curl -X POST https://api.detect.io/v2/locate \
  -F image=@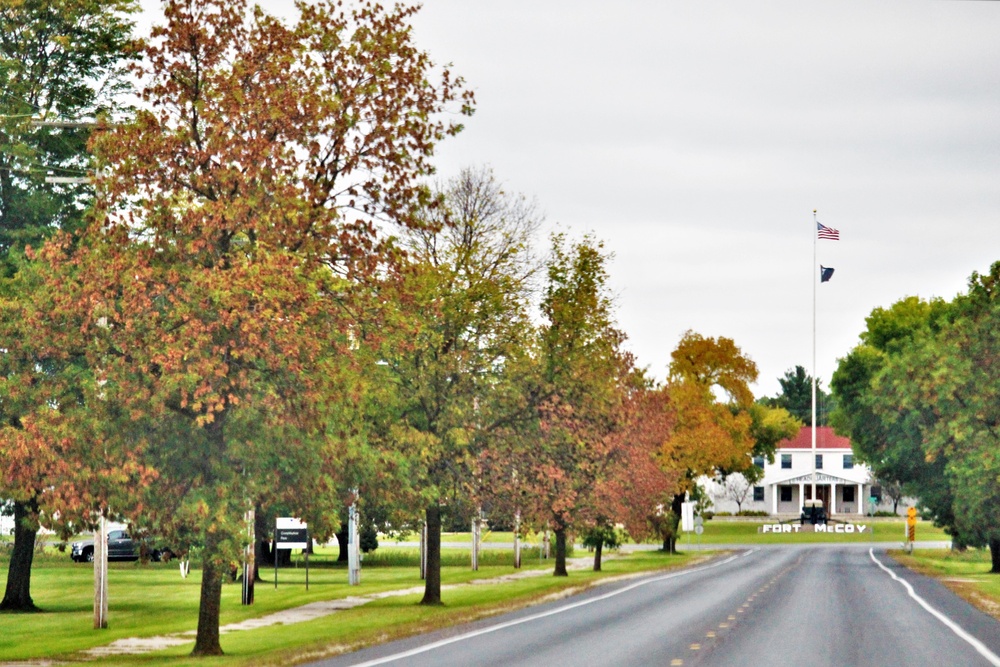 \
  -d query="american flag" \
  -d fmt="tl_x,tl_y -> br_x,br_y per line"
817,222 -> 840,240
